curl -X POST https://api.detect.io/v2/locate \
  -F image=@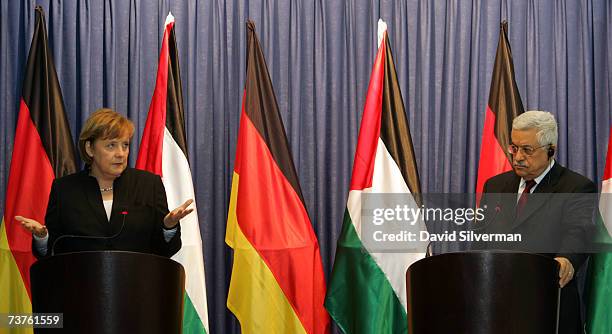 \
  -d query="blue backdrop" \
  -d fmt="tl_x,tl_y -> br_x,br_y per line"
1,0 -> 611,332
